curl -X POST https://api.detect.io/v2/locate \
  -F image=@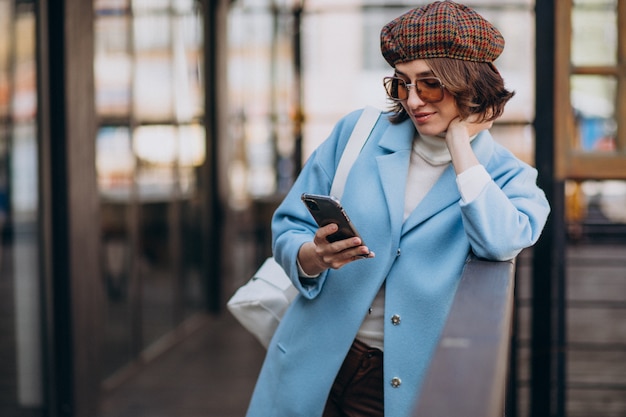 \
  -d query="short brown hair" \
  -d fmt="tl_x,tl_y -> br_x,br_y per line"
387,58 -> 515,124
